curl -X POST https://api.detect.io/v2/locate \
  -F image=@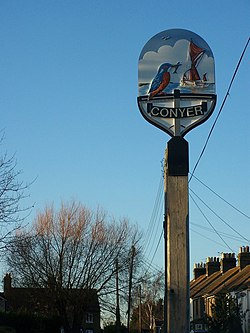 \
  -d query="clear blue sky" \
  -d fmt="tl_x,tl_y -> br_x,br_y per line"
0,0 -> 249,276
